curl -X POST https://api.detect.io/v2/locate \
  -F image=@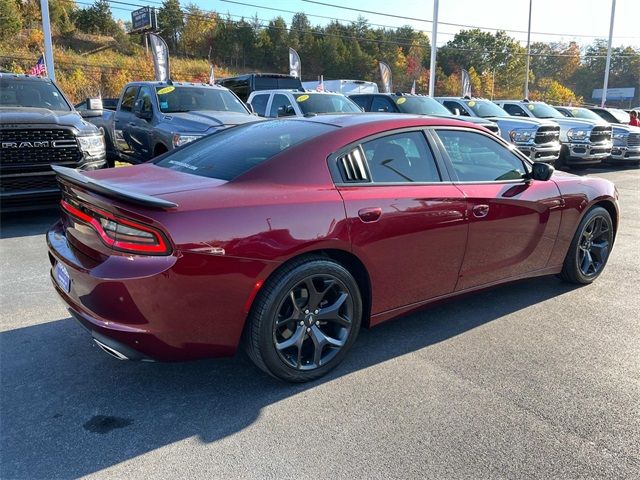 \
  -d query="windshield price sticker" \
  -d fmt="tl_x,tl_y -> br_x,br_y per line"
296,94 -> 310,102
528,104 -> 535,110
157,86 -> 176,95
468,100 -> 476,107
396,97 -> 407,104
